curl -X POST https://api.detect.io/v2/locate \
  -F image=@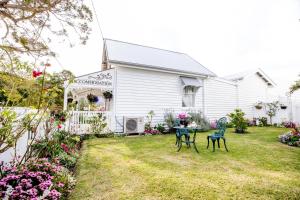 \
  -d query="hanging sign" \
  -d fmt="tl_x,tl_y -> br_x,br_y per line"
70,69 -> 114,89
